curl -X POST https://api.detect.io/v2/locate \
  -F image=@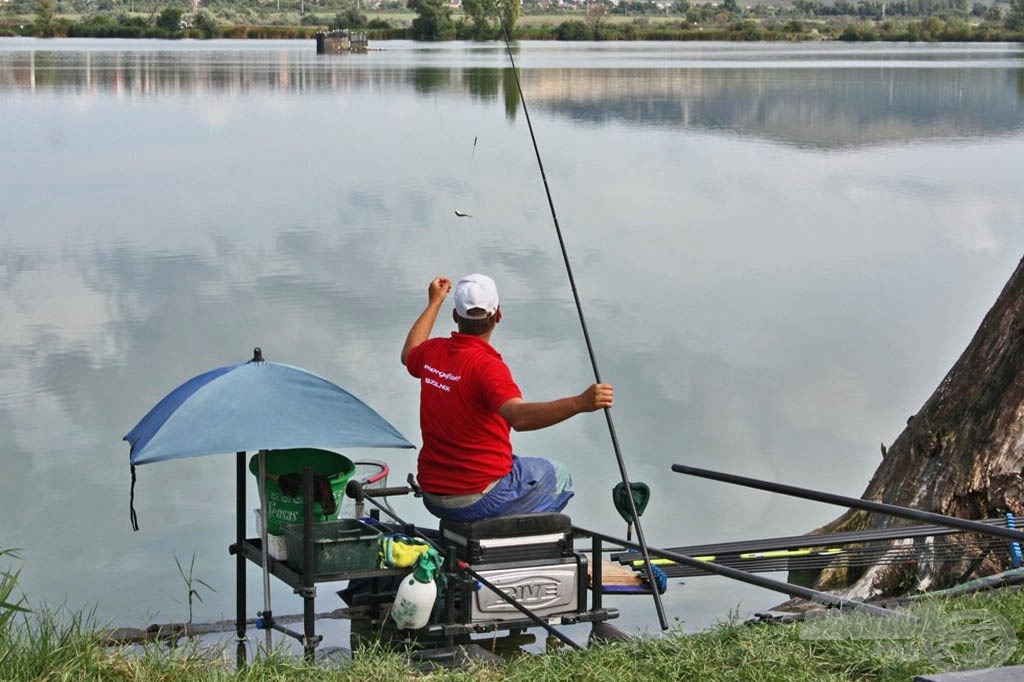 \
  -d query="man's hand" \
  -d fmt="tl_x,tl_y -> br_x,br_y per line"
579,383 -> 613,412
428,277 -> 452,305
